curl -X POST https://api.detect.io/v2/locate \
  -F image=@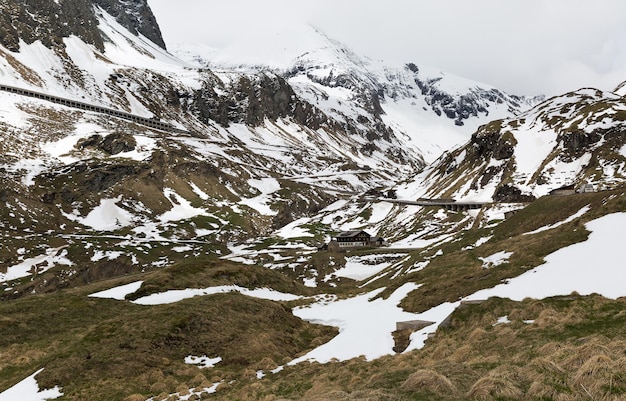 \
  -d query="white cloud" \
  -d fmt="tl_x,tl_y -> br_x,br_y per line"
148,0 -> 626,96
